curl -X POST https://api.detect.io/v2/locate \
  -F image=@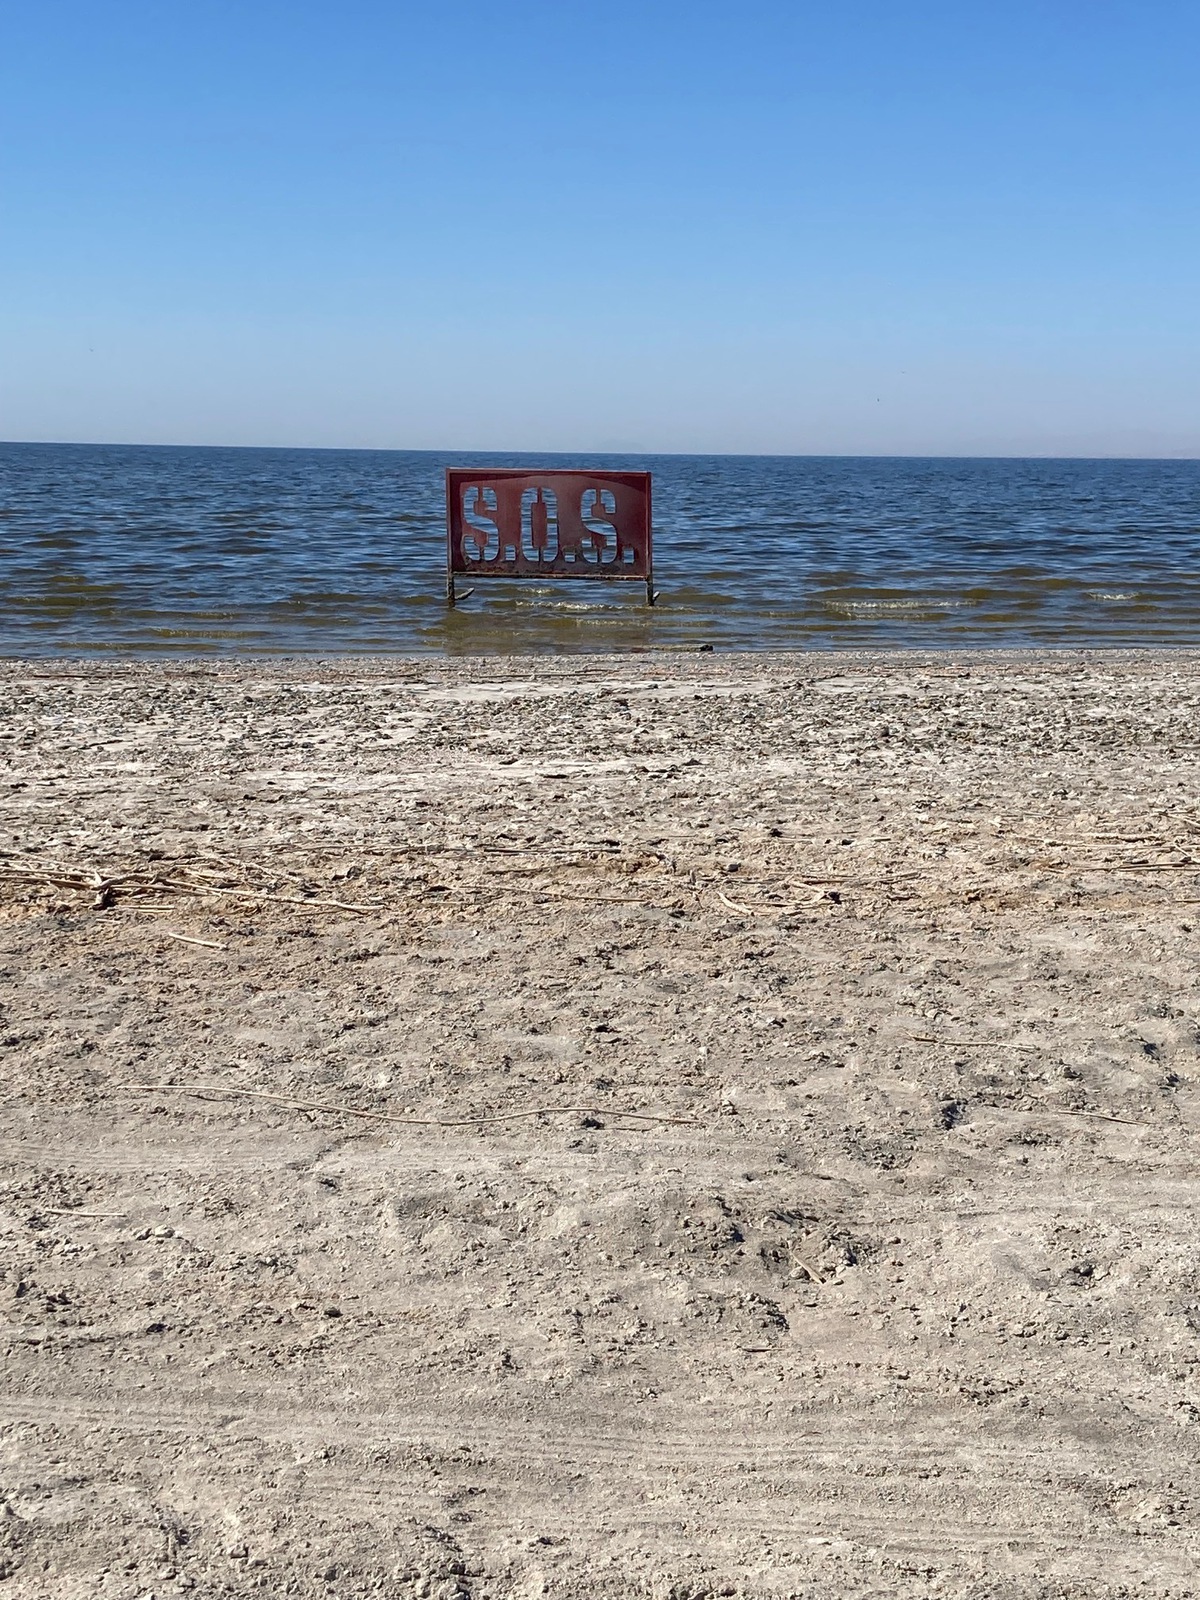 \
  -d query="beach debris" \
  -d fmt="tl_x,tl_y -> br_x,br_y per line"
114,1080 -> 696,1129
0,860 -> 380,916
909,1034 -> 1041,1053
160,931 -> 228,950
